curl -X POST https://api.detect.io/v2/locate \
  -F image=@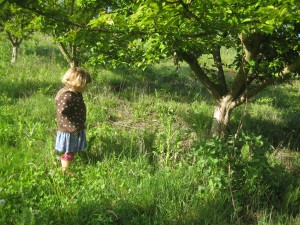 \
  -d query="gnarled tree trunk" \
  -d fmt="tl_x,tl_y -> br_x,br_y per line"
211,96 -> 235,138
